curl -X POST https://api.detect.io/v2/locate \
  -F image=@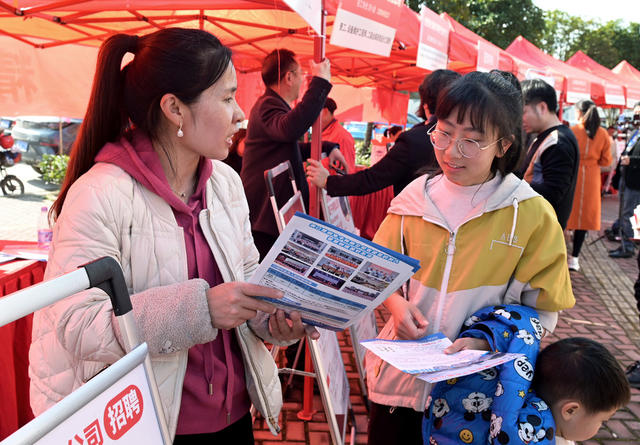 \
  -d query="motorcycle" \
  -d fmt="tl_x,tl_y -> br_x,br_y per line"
0,128 -> 25,196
